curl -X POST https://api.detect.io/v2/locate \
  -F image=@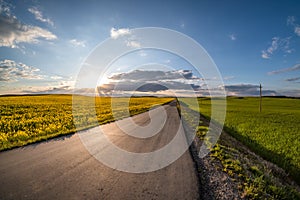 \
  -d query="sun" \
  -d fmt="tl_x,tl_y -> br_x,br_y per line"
98,74 -> 110,86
